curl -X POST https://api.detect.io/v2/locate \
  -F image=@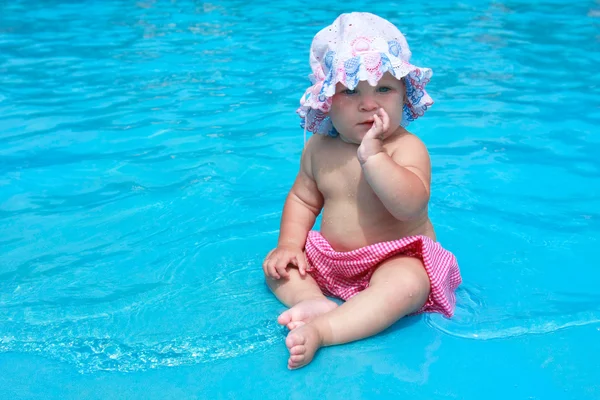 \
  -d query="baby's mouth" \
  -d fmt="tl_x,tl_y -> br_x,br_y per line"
357,119 -> 374,126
